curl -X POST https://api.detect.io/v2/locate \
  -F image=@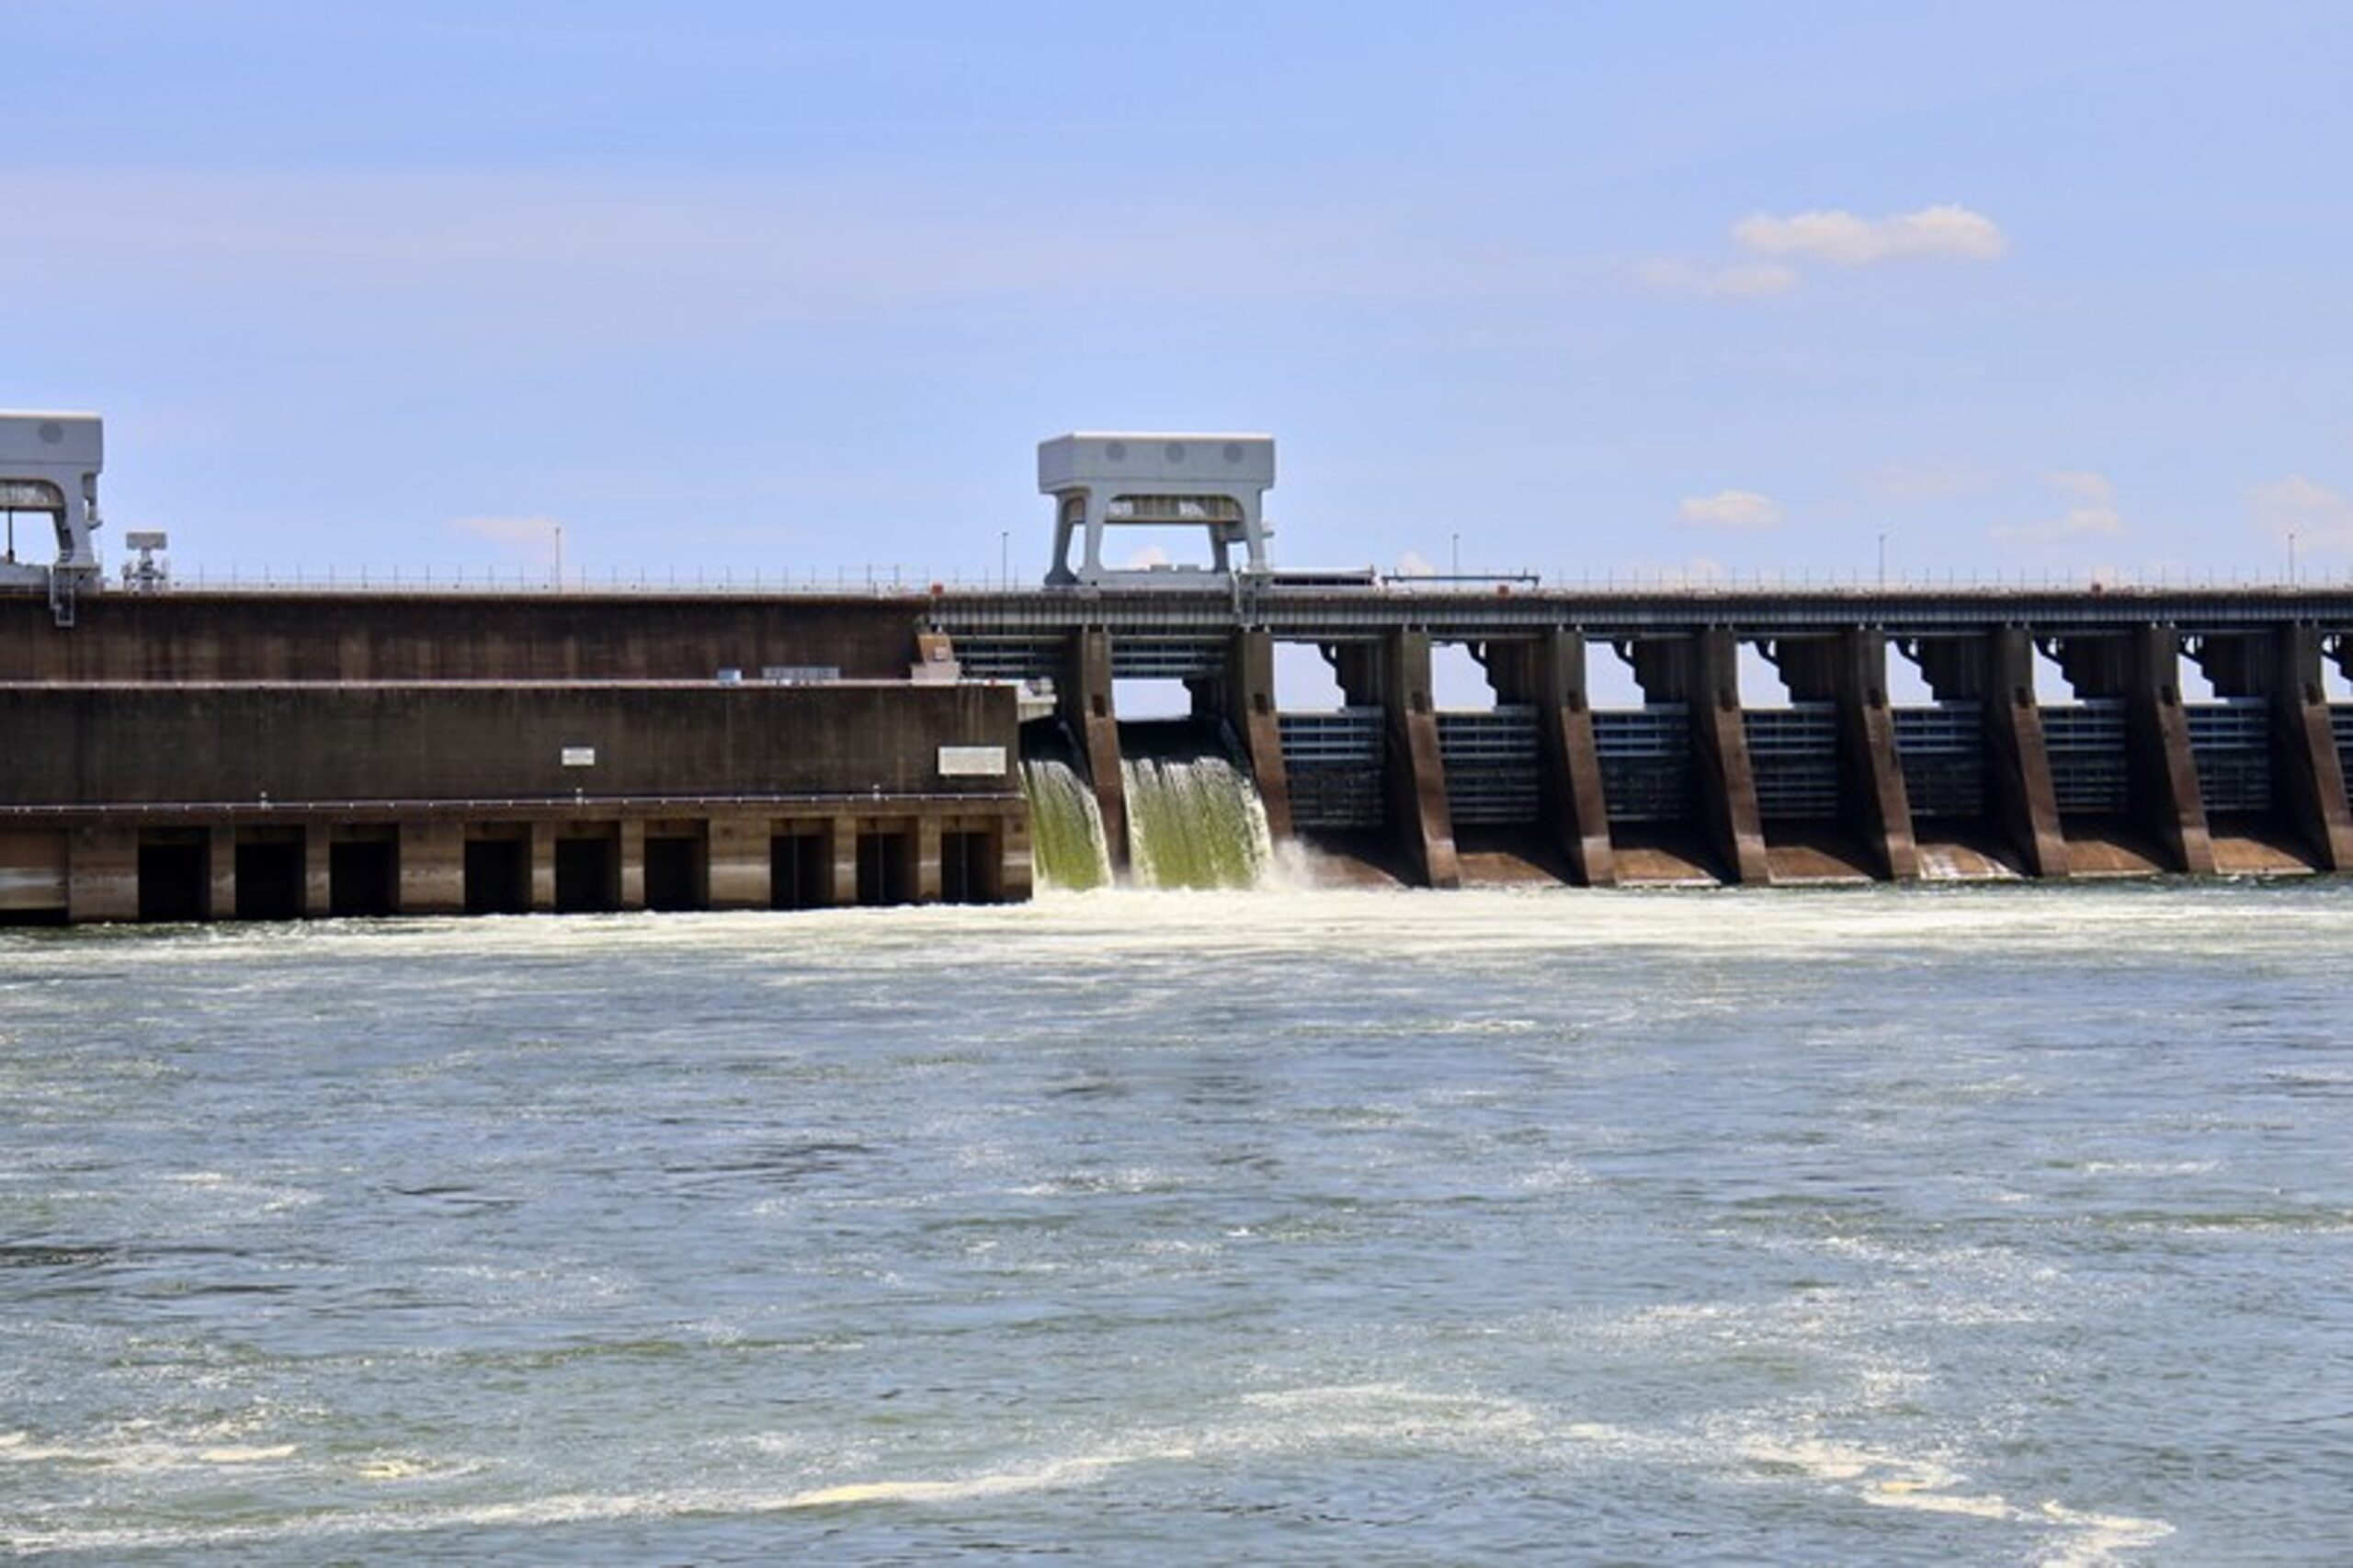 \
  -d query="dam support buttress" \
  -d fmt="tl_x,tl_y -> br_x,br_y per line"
2190,625 -> 2353,870
1631,629 -> 1768,884
1060,627 -> 1128,871
1770,630 -> 1918,881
